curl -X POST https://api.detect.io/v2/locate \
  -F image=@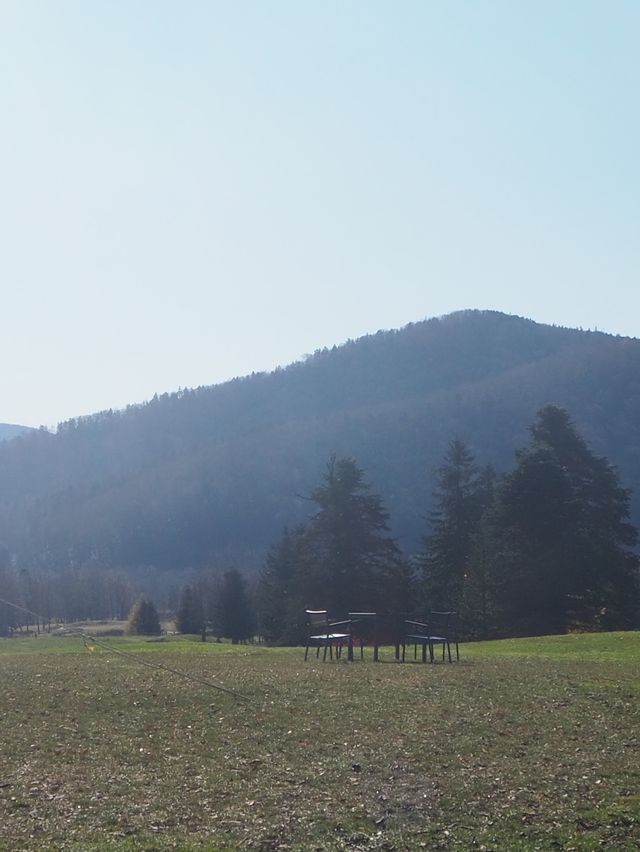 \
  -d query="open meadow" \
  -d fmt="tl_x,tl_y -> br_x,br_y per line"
1,632 -> 639,851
